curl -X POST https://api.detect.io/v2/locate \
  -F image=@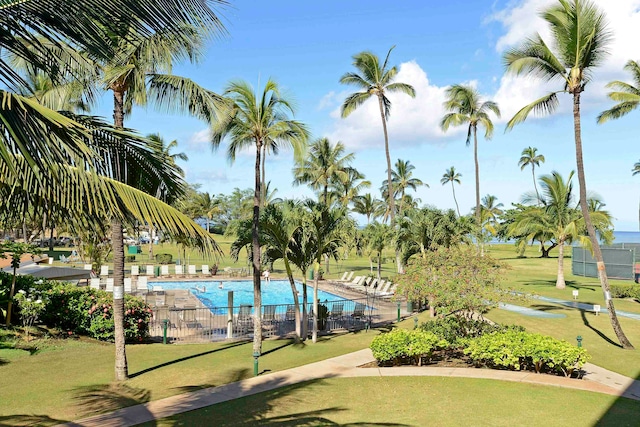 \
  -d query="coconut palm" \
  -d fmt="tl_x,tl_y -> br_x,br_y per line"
440,85 -> 500,225
363,222 -> 394,280
598,60 -> 640,124
212,79 -> 308,355
352,193 -> 384,224
301,201 -> 345,343
634,161 -> 640,176
440,167 -> 462,217
518,147 -> 545,204
330,167 -> 371,208
339,46 -> 416,233
293,138 -> 353,205
503,0 -> 632,348
509,171 -> 613,288
381,159 -> 426,216
147,133 -> 188,178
